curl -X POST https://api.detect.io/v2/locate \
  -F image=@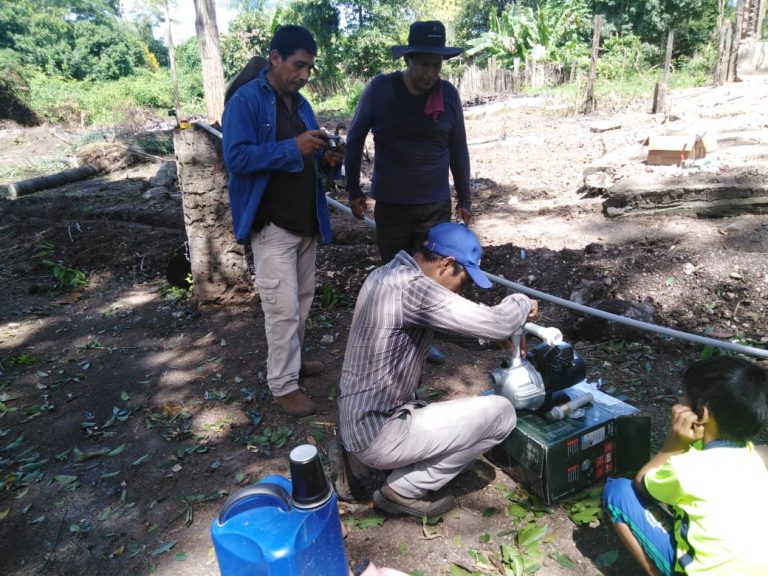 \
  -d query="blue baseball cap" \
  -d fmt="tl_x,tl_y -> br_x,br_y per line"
423,223 -> 493,289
